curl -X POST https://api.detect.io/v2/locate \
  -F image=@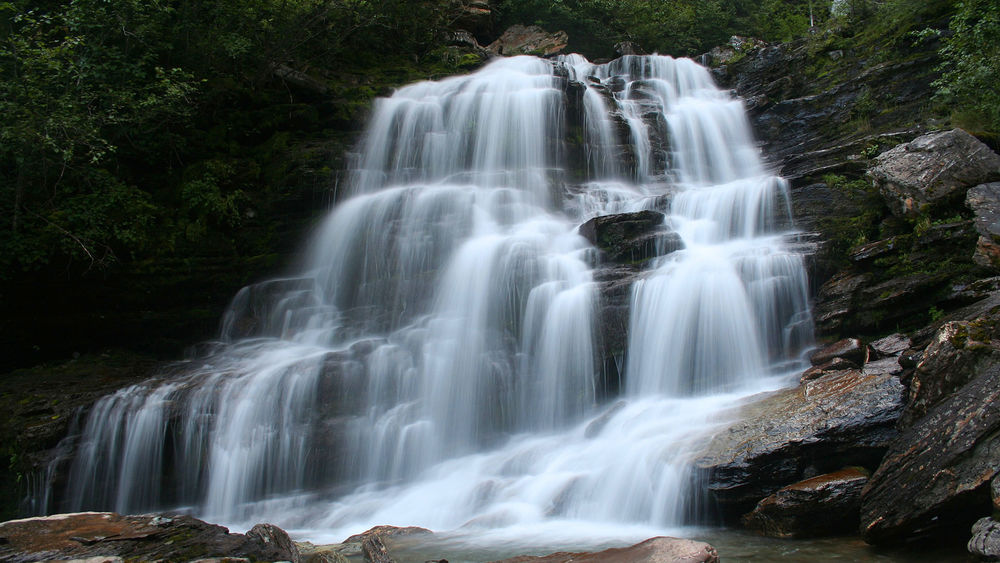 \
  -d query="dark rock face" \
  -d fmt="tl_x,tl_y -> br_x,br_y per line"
490,536 -> 719,563
694,369 -> 904,518
742,467 -> 869,538
870,129 -> 1000,217
968,182 -> 1000,269
0,512 -> 299,563
969,517 -> 1000,561
860,364 -> 1000,544
488,25 -> 568,56
578,210 -> 678,265
810,337 -> 867,365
